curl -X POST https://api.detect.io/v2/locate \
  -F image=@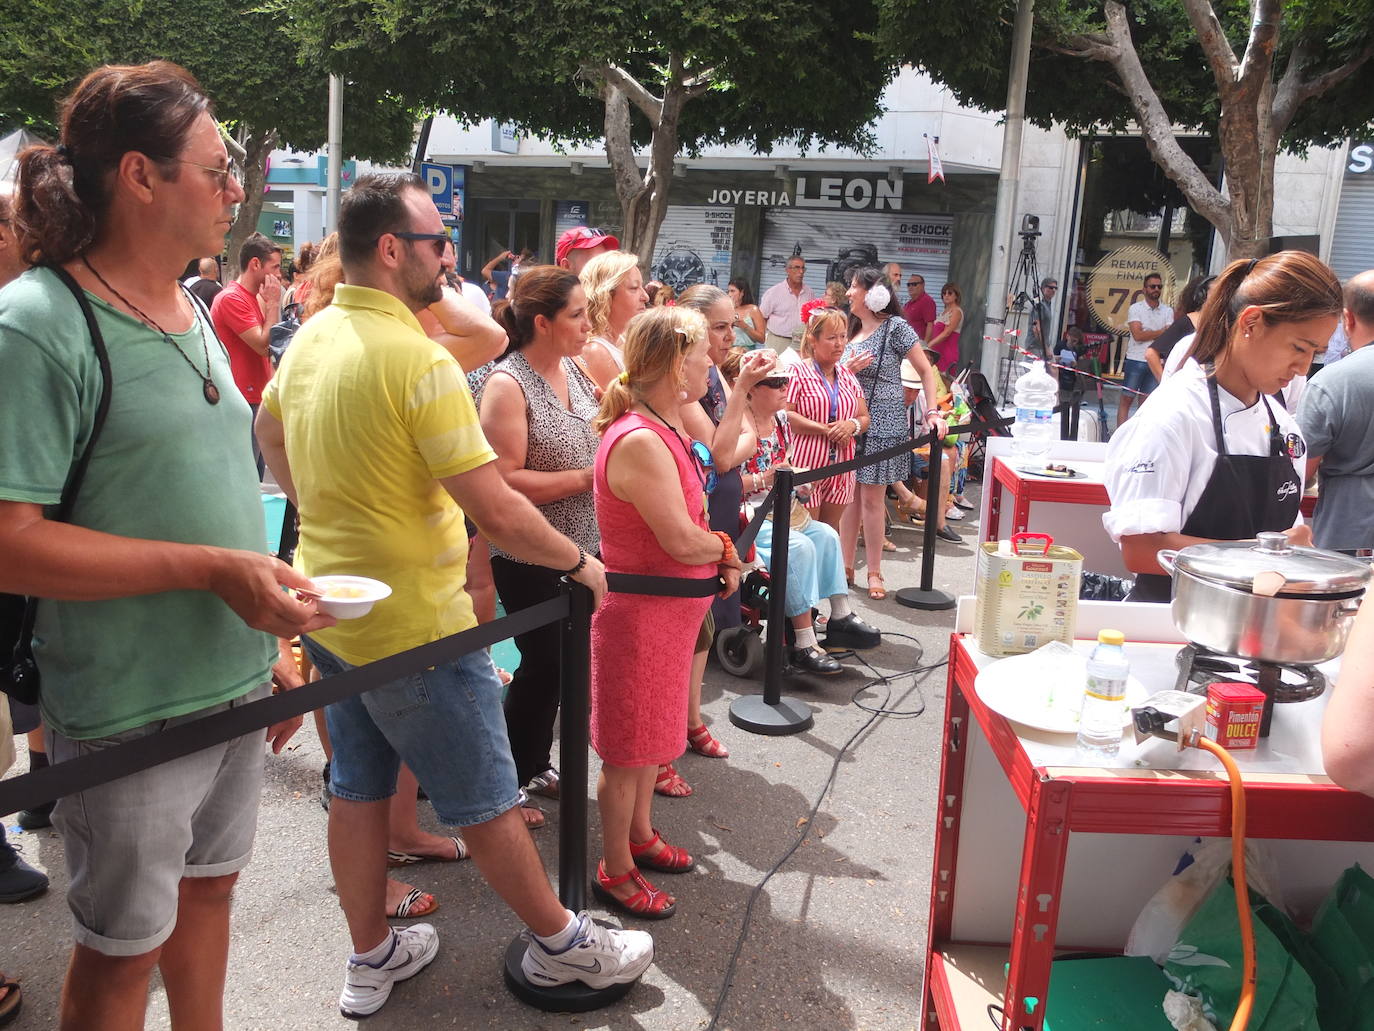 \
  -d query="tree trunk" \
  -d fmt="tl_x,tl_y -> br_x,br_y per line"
224,126 -> 279,278
597,69 -> 689,272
